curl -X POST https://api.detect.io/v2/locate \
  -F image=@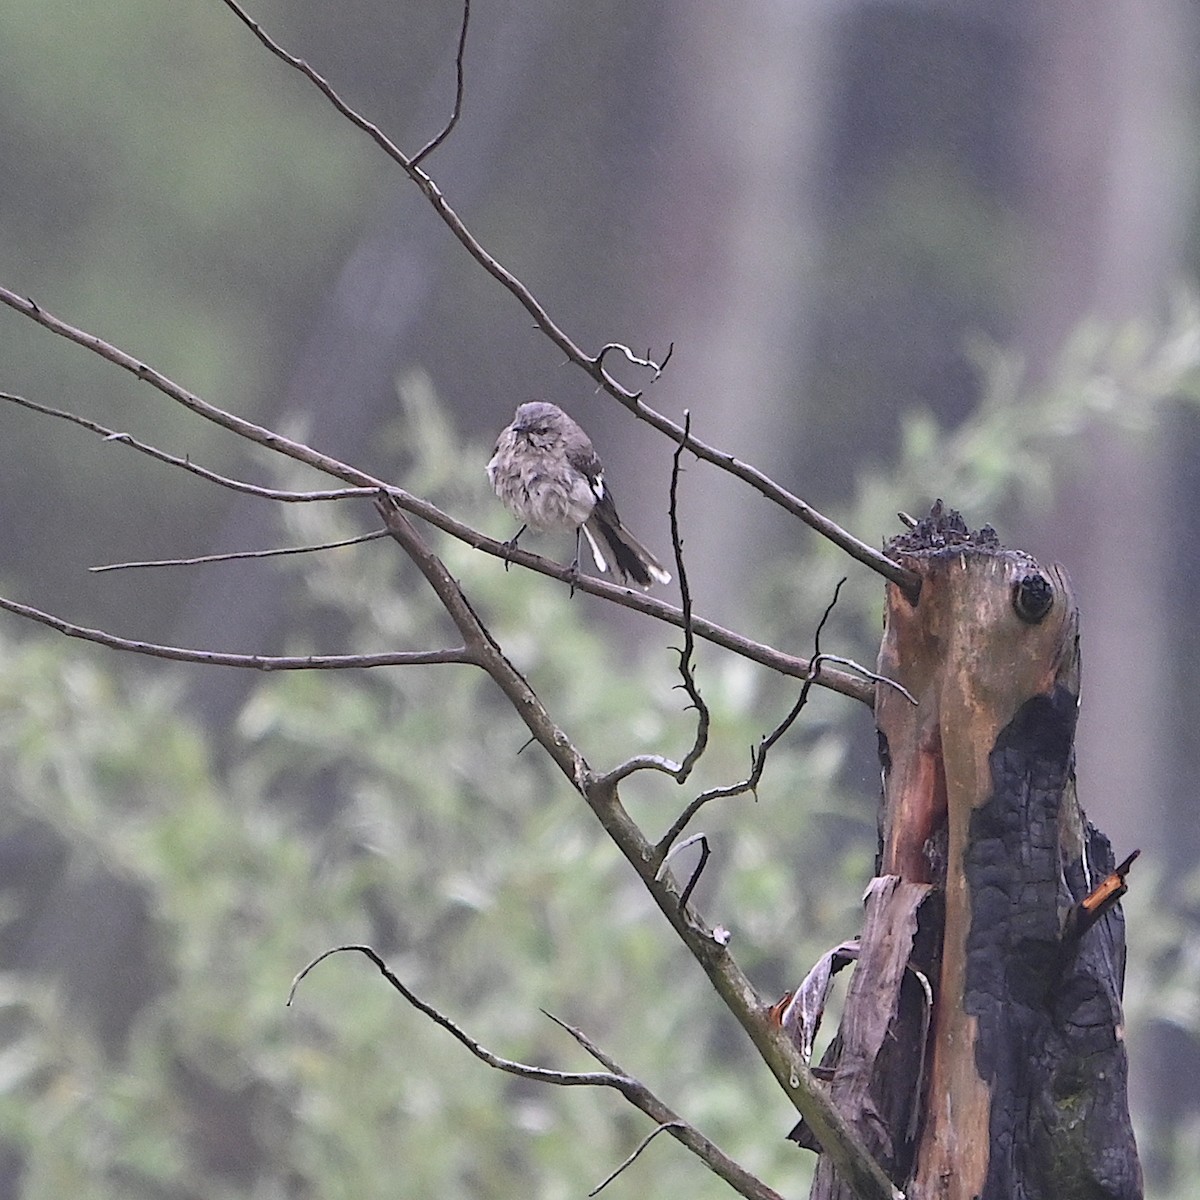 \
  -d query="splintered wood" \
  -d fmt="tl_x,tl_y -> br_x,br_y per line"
792,503 -> 1142,1200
